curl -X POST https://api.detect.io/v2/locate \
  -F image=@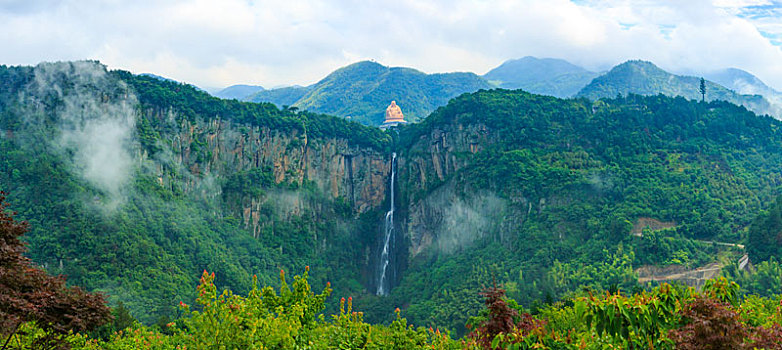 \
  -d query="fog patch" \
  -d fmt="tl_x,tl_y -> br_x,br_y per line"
587,171 -> 615,193
729,78 -> 782,118
24,61 -> 138,211
435,191 -> 506,254
265,189 -> 307,218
